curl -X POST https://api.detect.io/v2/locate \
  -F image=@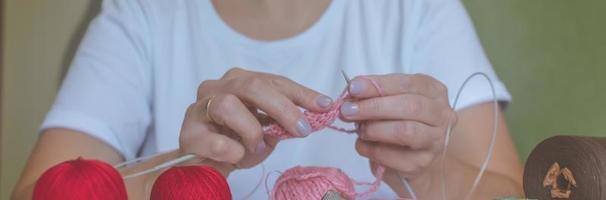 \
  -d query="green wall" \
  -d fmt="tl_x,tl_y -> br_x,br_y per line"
464,0 -> 606,160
